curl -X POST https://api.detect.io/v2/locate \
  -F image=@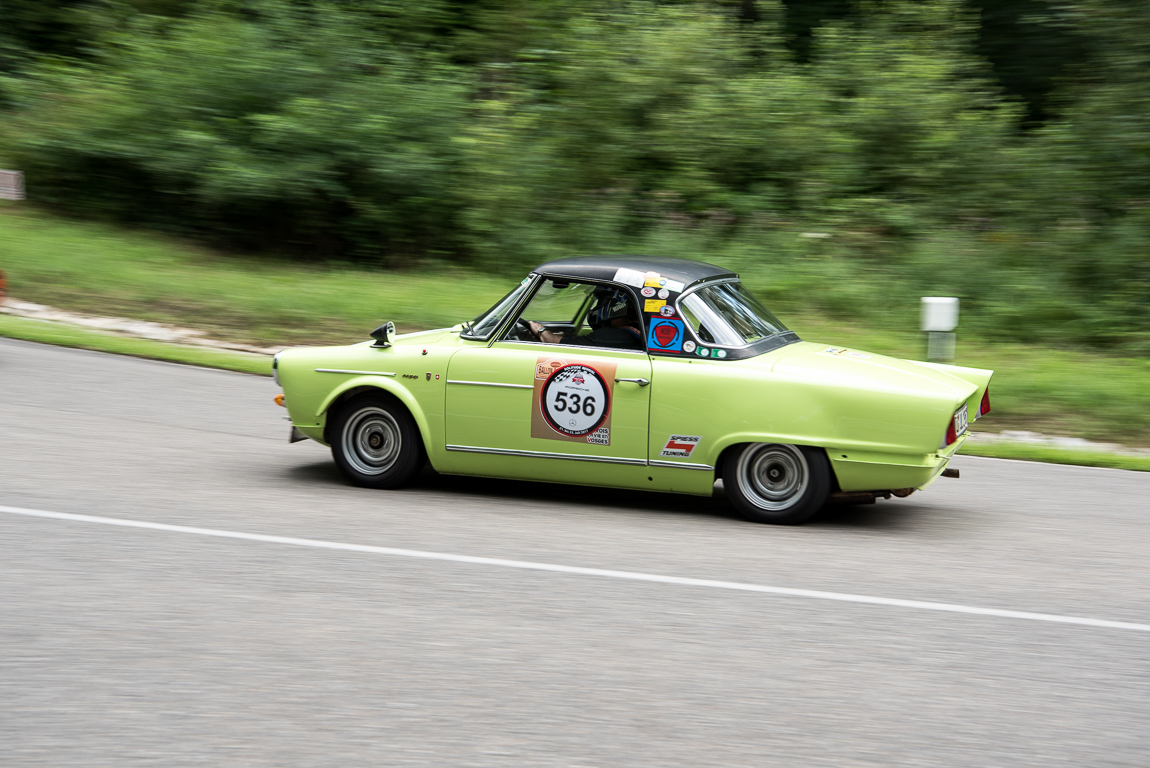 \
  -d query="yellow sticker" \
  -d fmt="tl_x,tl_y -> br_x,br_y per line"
644,299 -> 666,313
644,272 -> 664,288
